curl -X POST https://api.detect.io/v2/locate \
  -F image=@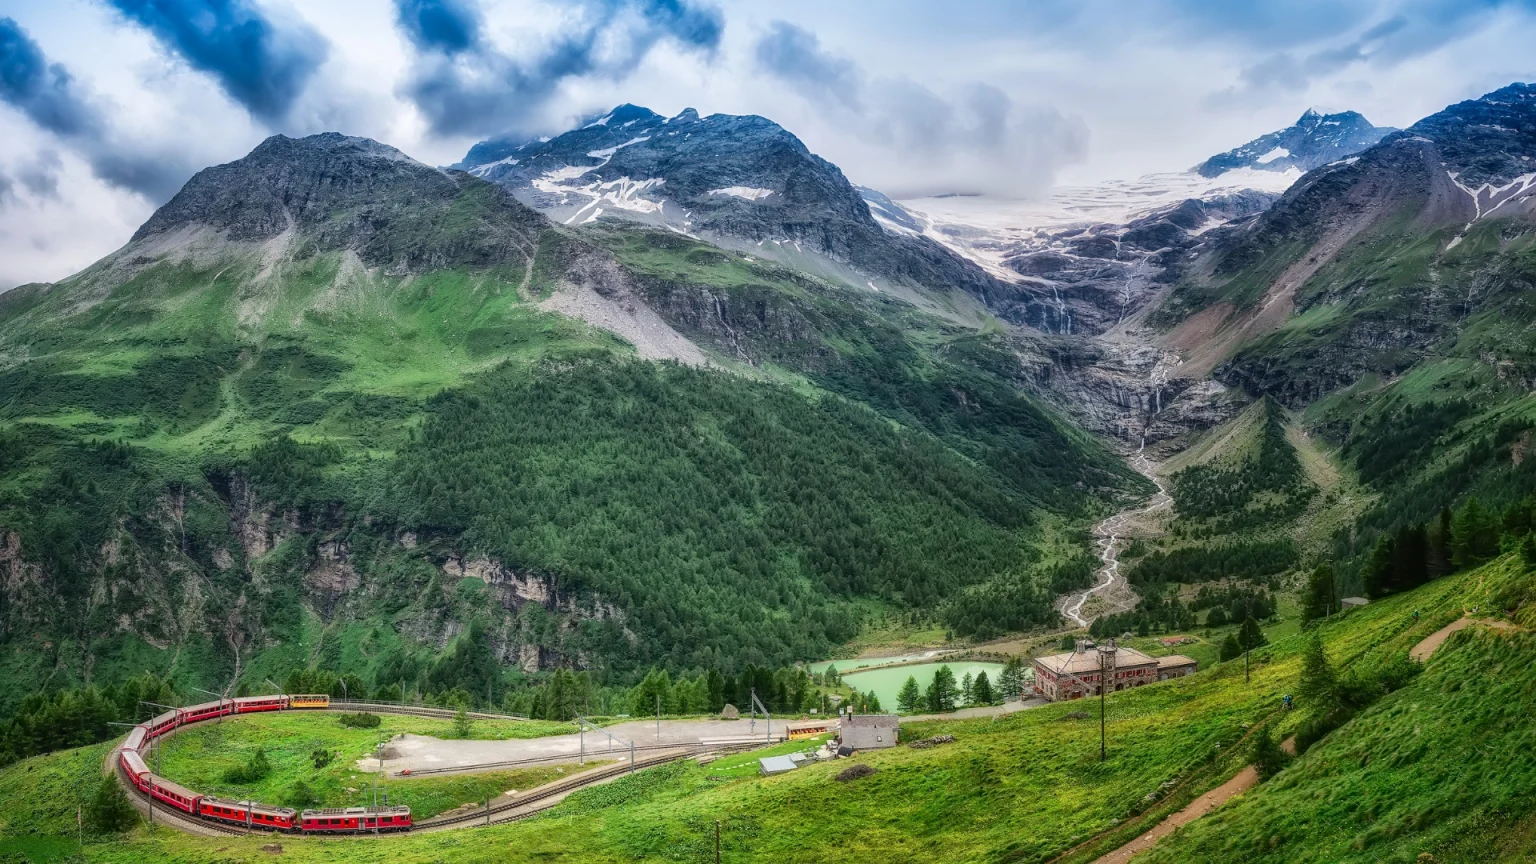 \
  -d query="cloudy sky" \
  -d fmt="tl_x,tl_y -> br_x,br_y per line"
0,0 -> 1533,289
